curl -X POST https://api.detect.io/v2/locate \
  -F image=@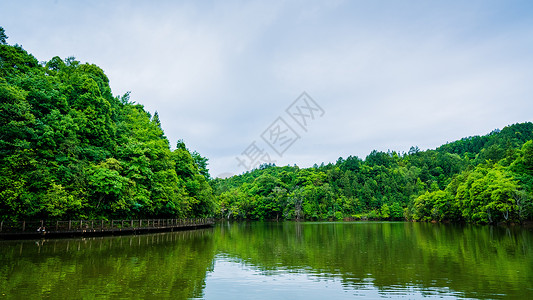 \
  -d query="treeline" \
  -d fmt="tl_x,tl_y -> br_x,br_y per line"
0,29 -> 214,221
2,27 -> 532,224
211,123 -> 533,224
